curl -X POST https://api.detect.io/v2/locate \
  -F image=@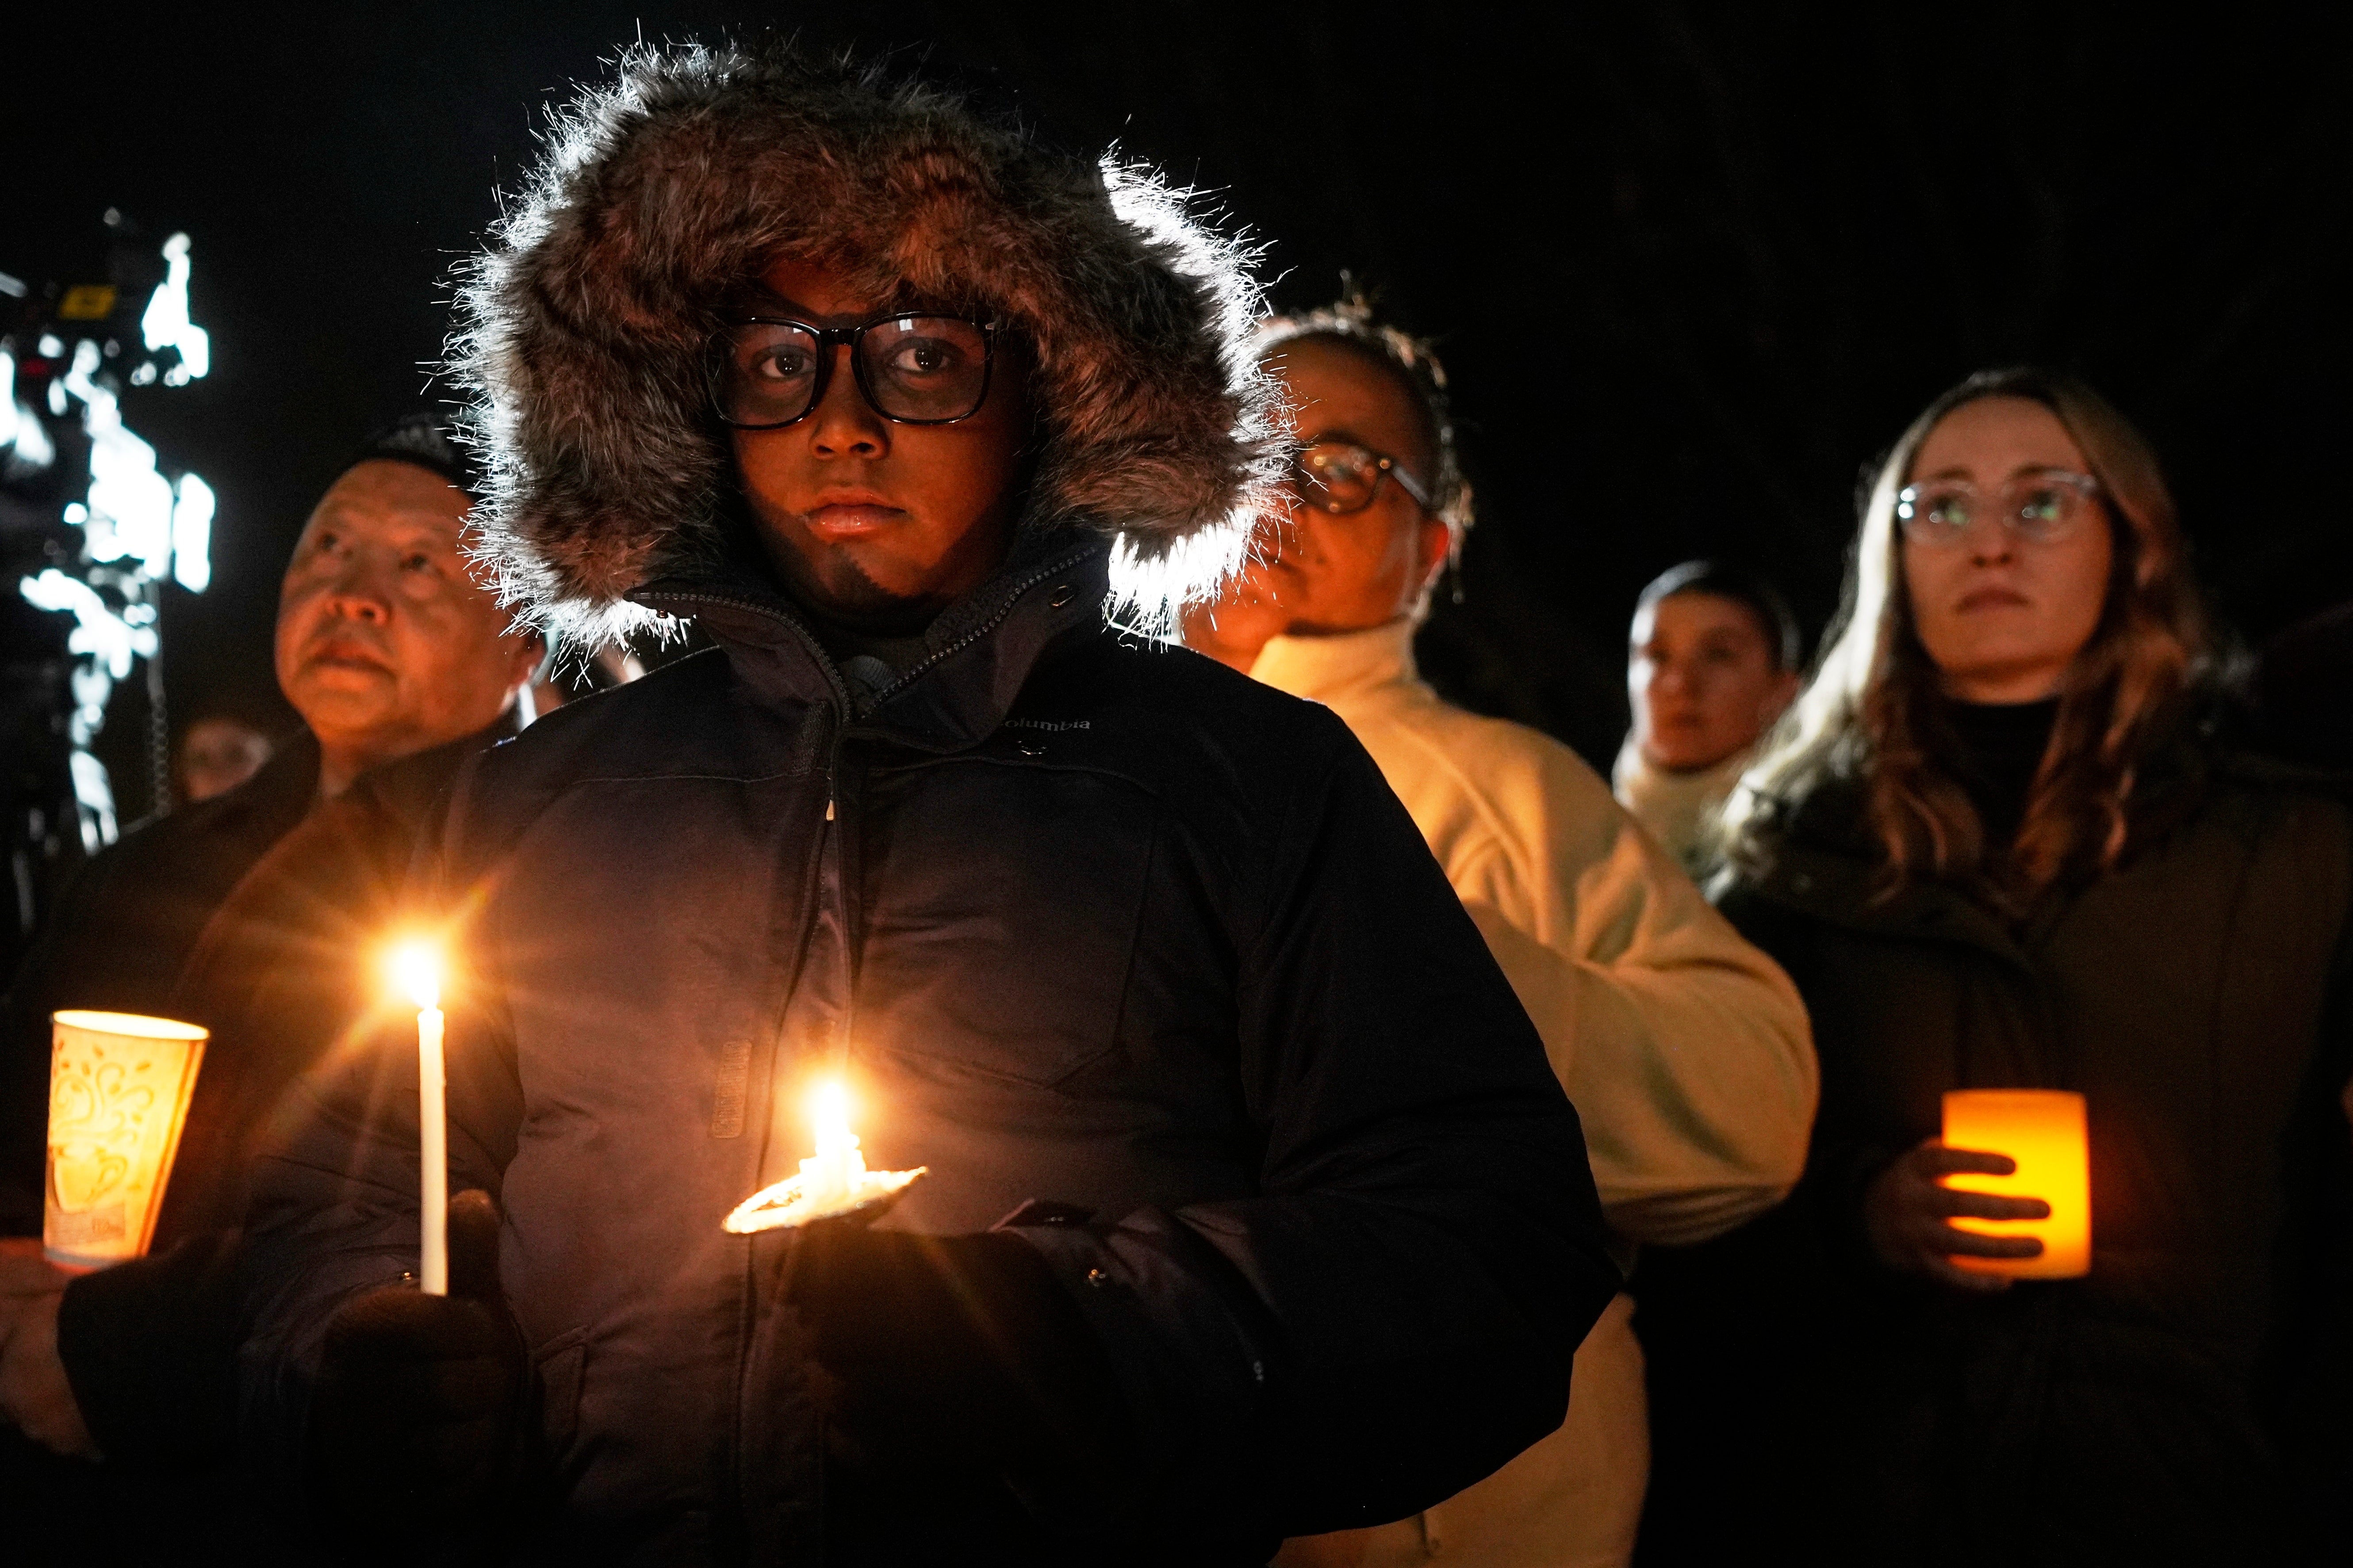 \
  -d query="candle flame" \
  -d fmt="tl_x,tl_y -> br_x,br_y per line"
809,1078 -> 857,1157
390,941 -> 441,1012
721,1075 -> 925,1235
